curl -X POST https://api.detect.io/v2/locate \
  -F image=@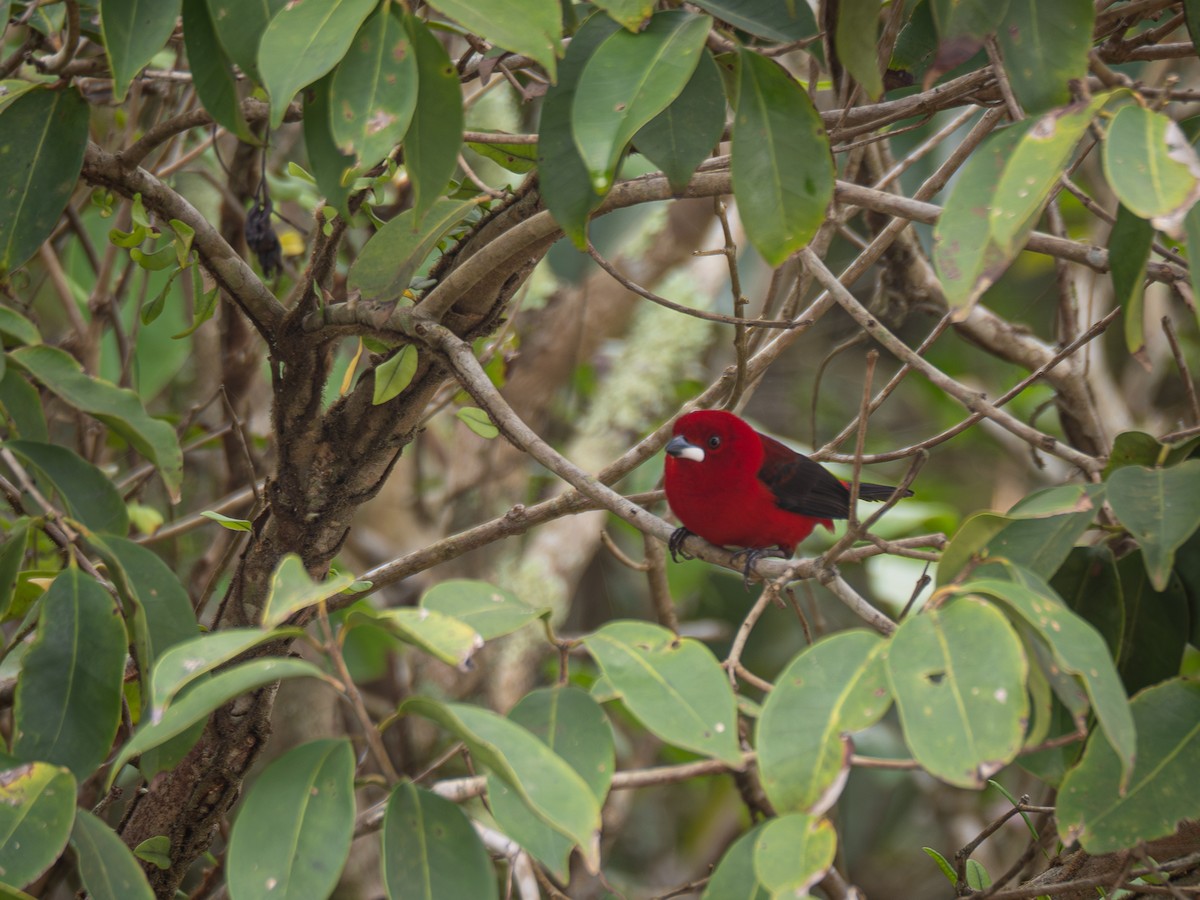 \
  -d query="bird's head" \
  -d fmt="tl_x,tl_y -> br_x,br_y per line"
665,409 -> 763,474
